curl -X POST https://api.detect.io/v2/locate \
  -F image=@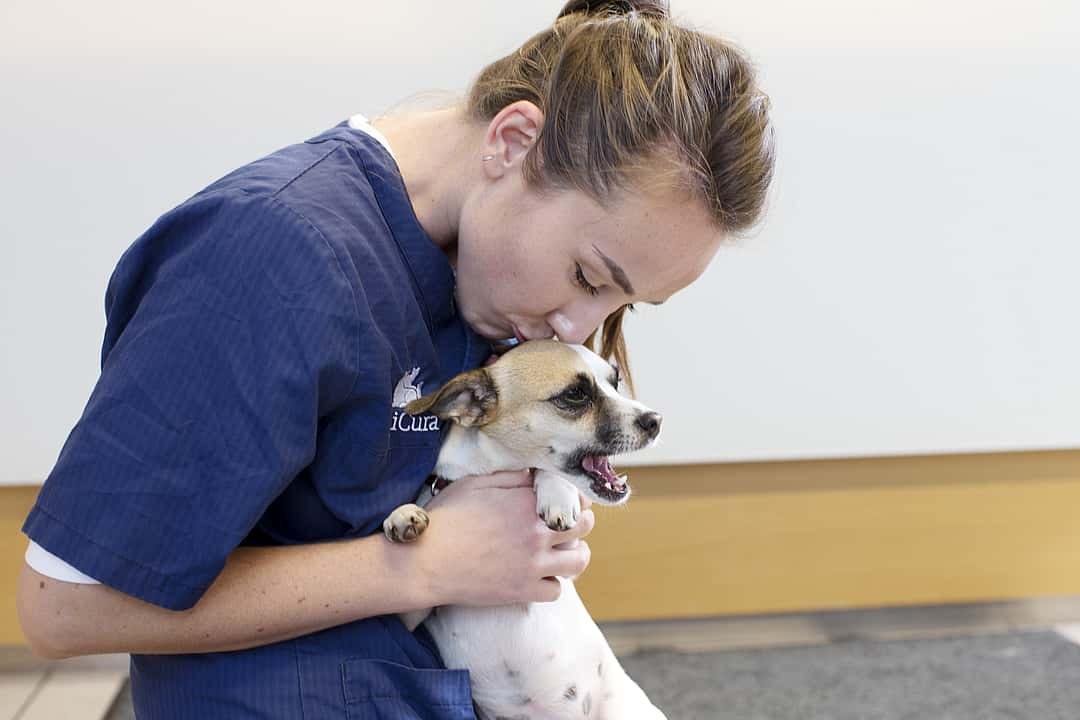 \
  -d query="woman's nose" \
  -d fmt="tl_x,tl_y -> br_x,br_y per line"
547,300 -> 618,345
